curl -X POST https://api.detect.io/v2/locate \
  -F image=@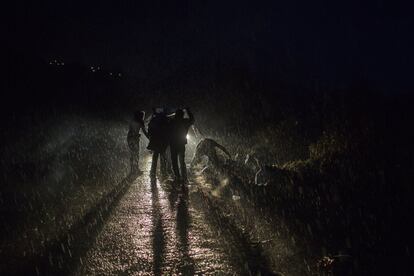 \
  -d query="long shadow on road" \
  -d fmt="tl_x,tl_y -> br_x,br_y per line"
175,184 -> 196,275
18,173 -> 136,276
157,176 -> 275,275
157,180 -> 196,275
150,178 -> 166,276
190,182 -> 277,275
